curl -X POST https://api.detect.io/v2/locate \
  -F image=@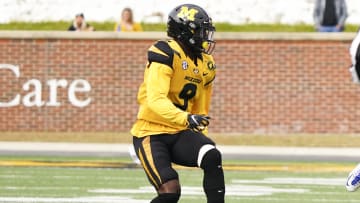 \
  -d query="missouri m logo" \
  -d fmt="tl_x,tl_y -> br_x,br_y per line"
177,6 -> 198,21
